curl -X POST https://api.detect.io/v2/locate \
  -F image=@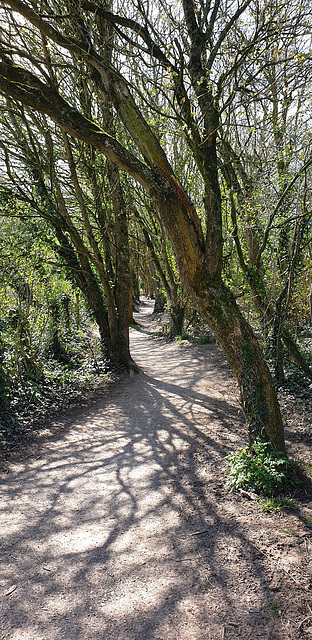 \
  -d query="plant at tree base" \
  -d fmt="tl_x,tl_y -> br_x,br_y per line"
225,440 -> 299,496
